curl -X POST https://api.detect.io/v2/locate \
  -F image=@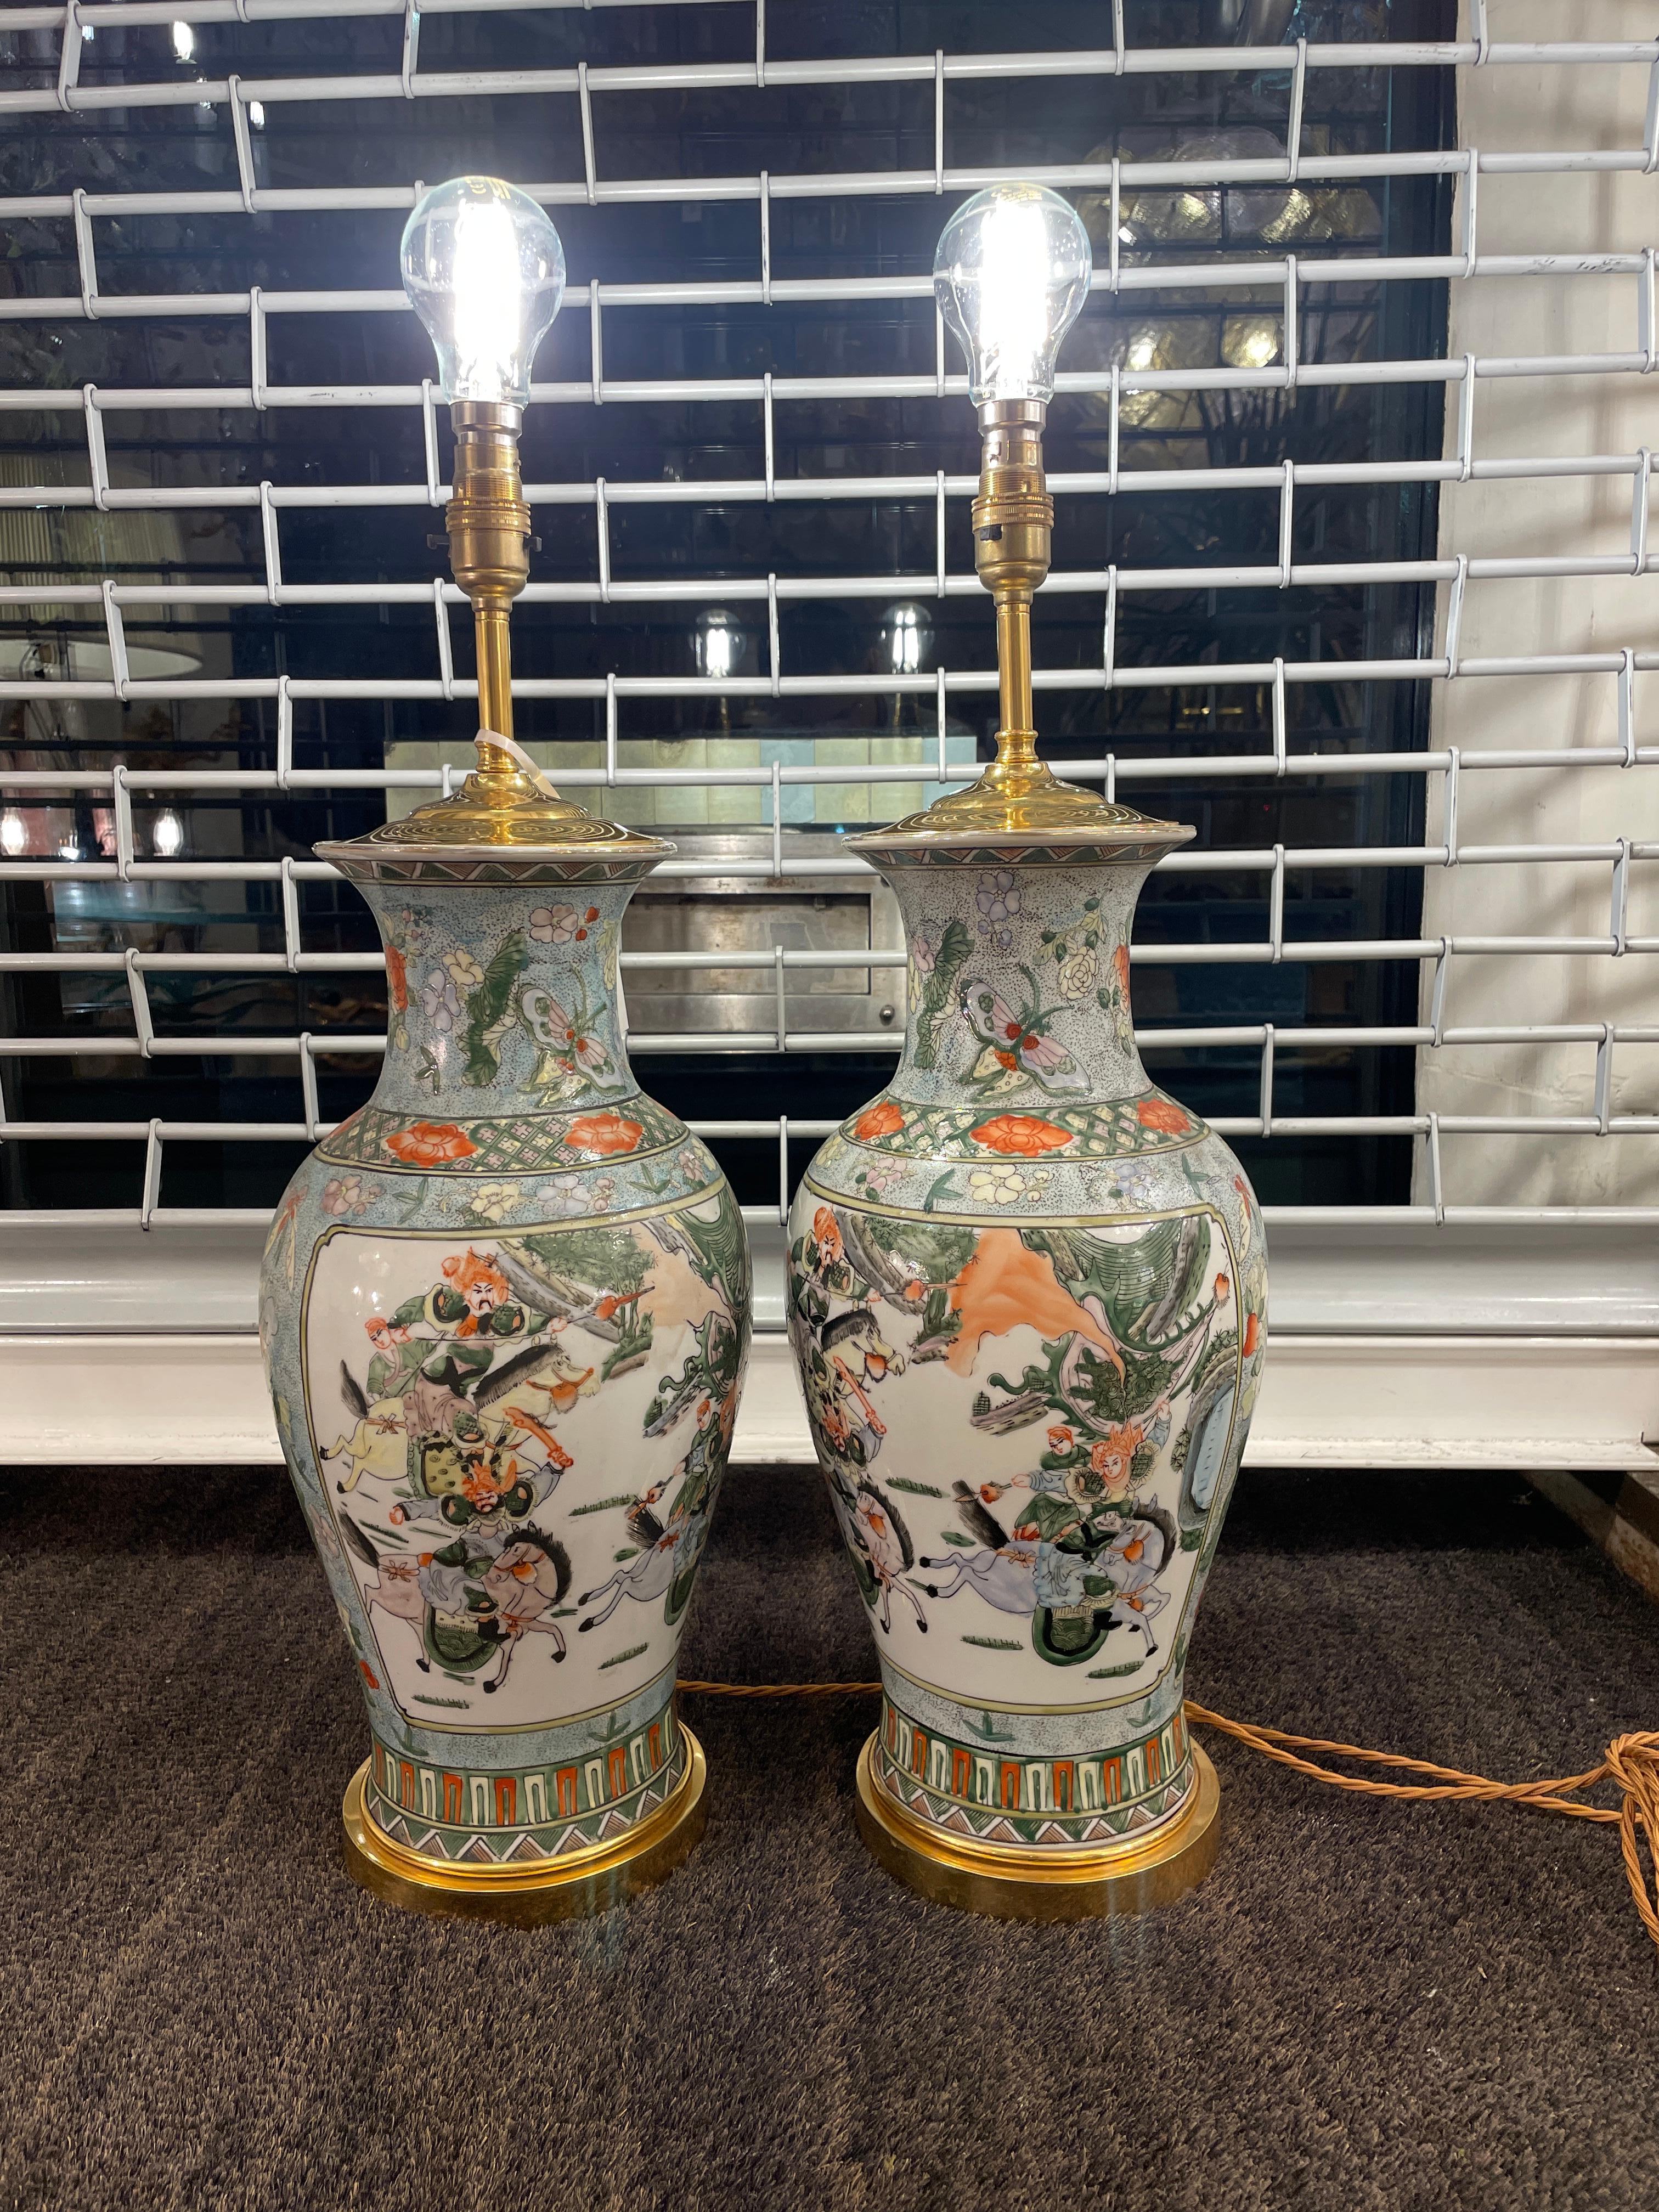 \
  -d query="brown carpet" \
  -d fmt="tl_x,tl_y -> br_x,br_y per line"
3,1458 -> 1656,2211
